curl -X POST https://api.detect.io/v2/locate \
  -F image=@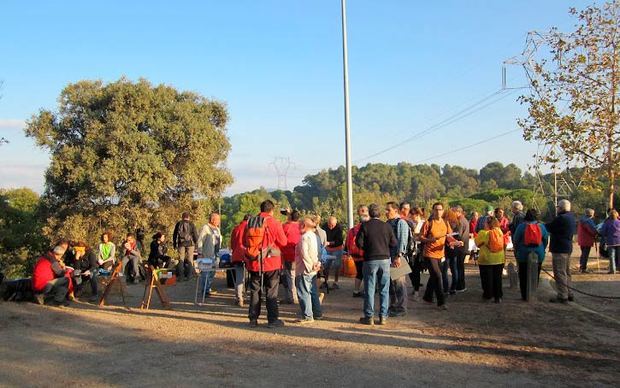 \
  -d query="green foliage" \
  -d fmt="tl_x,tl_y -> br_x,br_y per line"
24,78 -> 232,245
0,188 -> 48,278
